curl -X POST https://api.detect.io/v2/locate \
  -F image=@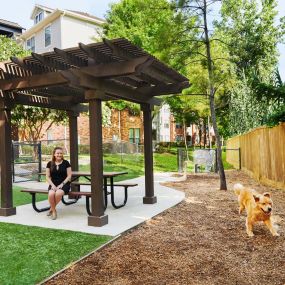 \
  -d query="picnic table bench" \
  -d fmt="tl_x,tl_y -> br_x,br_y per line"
20,189 -> 78,213
71,181 -> 138,209
21,171 -> 138,215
